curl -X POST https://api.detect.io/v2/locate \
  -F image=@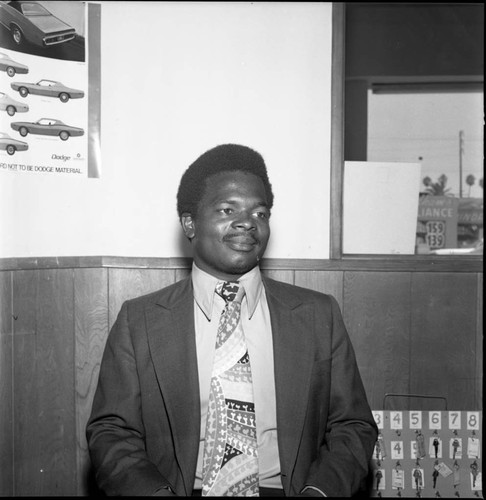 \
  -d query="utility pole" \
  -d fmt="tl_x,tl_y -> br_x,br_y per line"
459,130 -> 464,198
